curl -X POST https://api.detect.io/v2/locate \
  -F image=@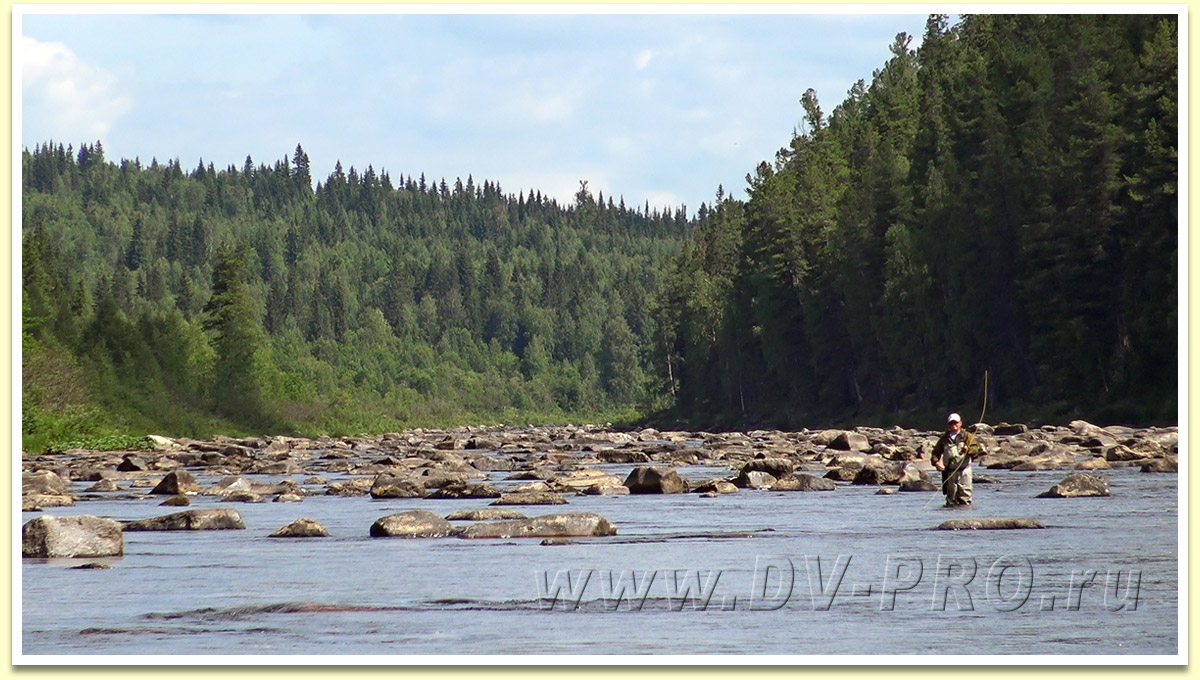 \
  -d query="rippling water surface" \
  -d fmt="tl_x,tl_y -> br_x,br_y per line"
21,462 -> 1179,657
